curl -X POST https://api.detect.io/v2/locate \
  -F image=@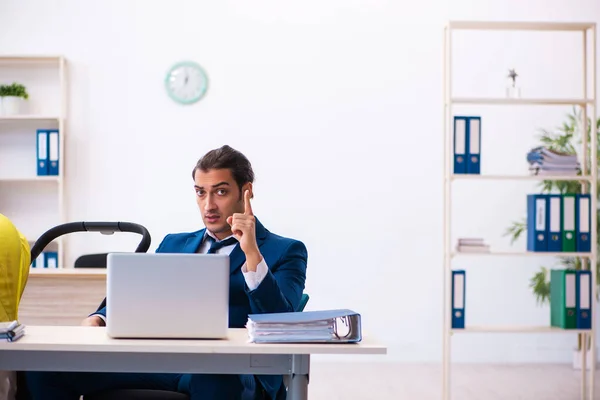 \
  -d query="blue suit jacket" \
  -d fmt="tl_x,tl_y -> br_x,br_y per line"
96,217 -> 308,399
